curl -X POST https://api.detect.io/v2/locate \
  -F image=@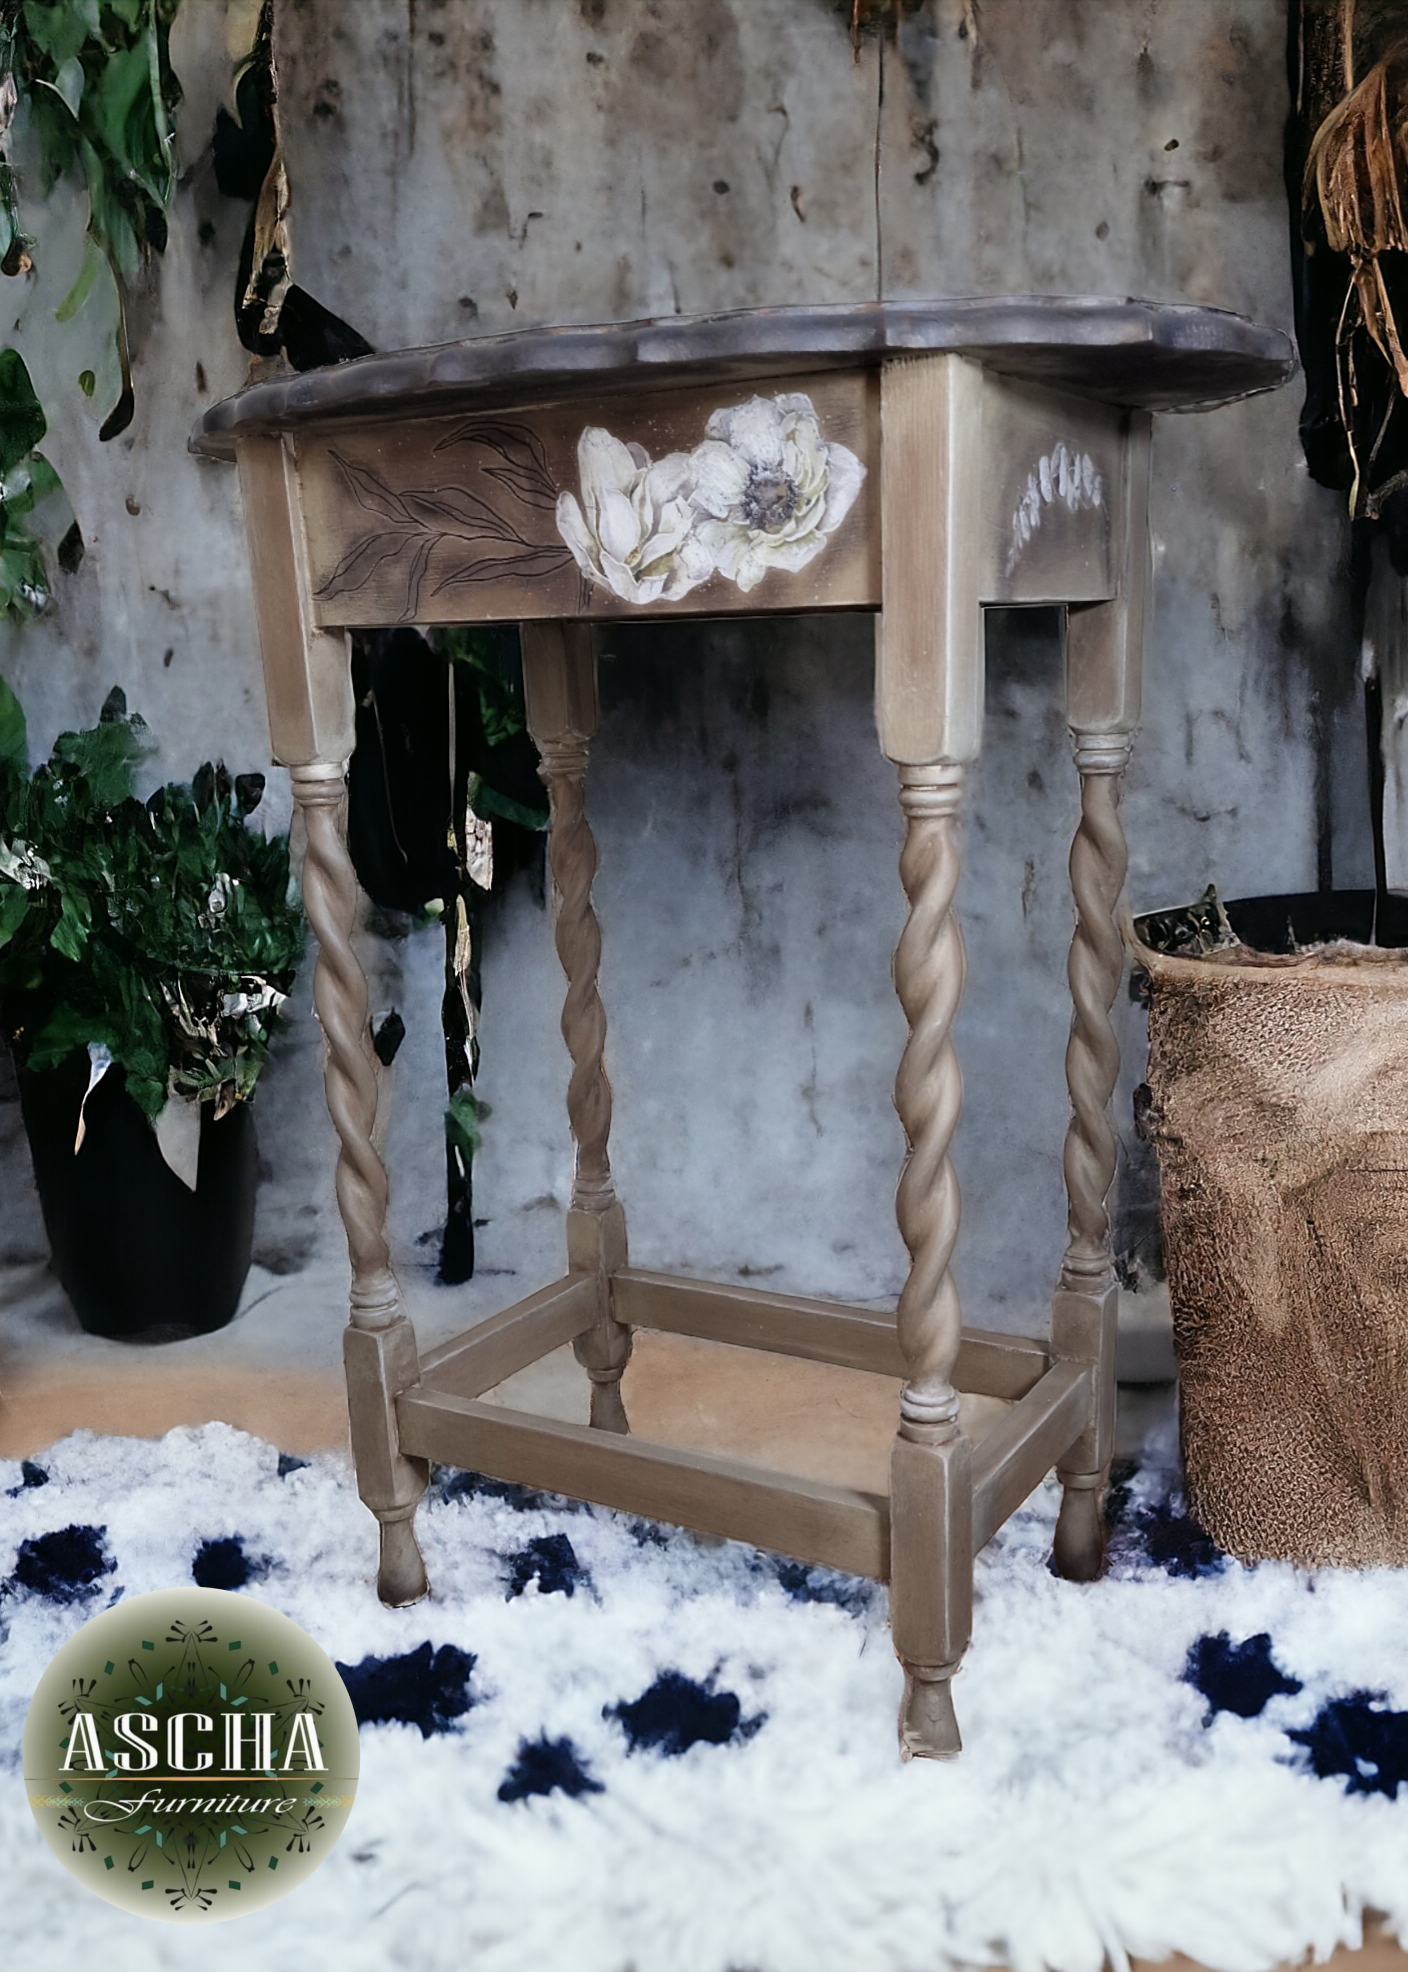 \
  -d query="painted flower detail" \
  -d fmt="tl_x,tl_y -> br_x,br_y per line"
556,429 -> 714,604
555,393 -> 865,604
1008,443 -> 1103,573
687,394 -> 865,593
